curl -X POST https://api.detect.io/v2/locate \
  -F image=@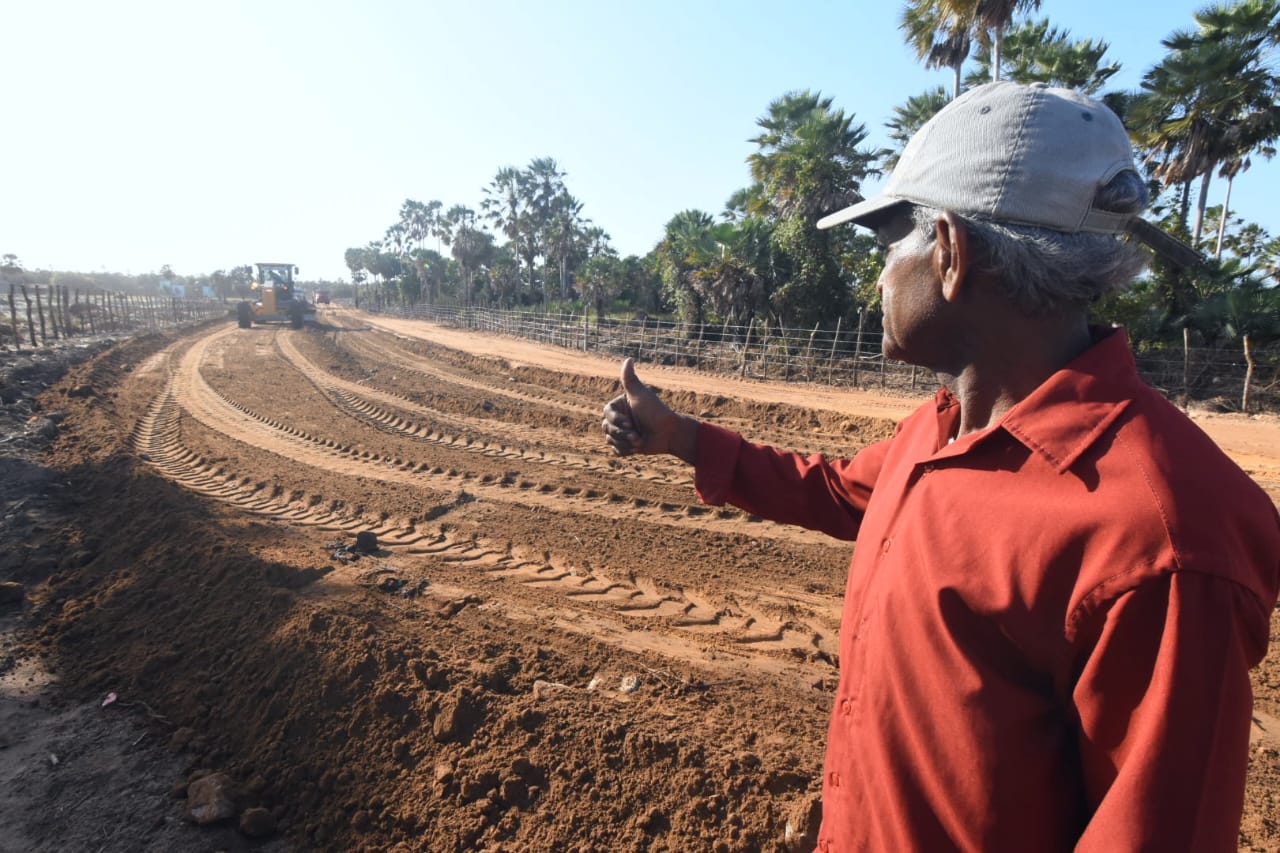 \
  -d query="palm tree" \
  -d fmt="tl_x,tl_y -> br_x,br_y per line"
1202,0 -> 1280,258
383,222 -> 408,257
655,210 -> 718,326
748,91 -> 878,326
1130,0 -> 1280,247
482,167 -> 528,294
545,193 -> 585,300
884,88 -> 949,171
580,225 -> 612,259
580,252 -> 624,324
723,184 -> 769,222
424,200 -> 445,251
931,0 -> 1043,82
900,0 -> 971,98
398,199 -> 442,253
521,157 -> 570,302
964,18 -> 1120,93
449,209 -> 493,306
343,247 -> 368,305
747,90 -> 879,221
691,217 -> 777,326
1258,235 -> 1280,284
